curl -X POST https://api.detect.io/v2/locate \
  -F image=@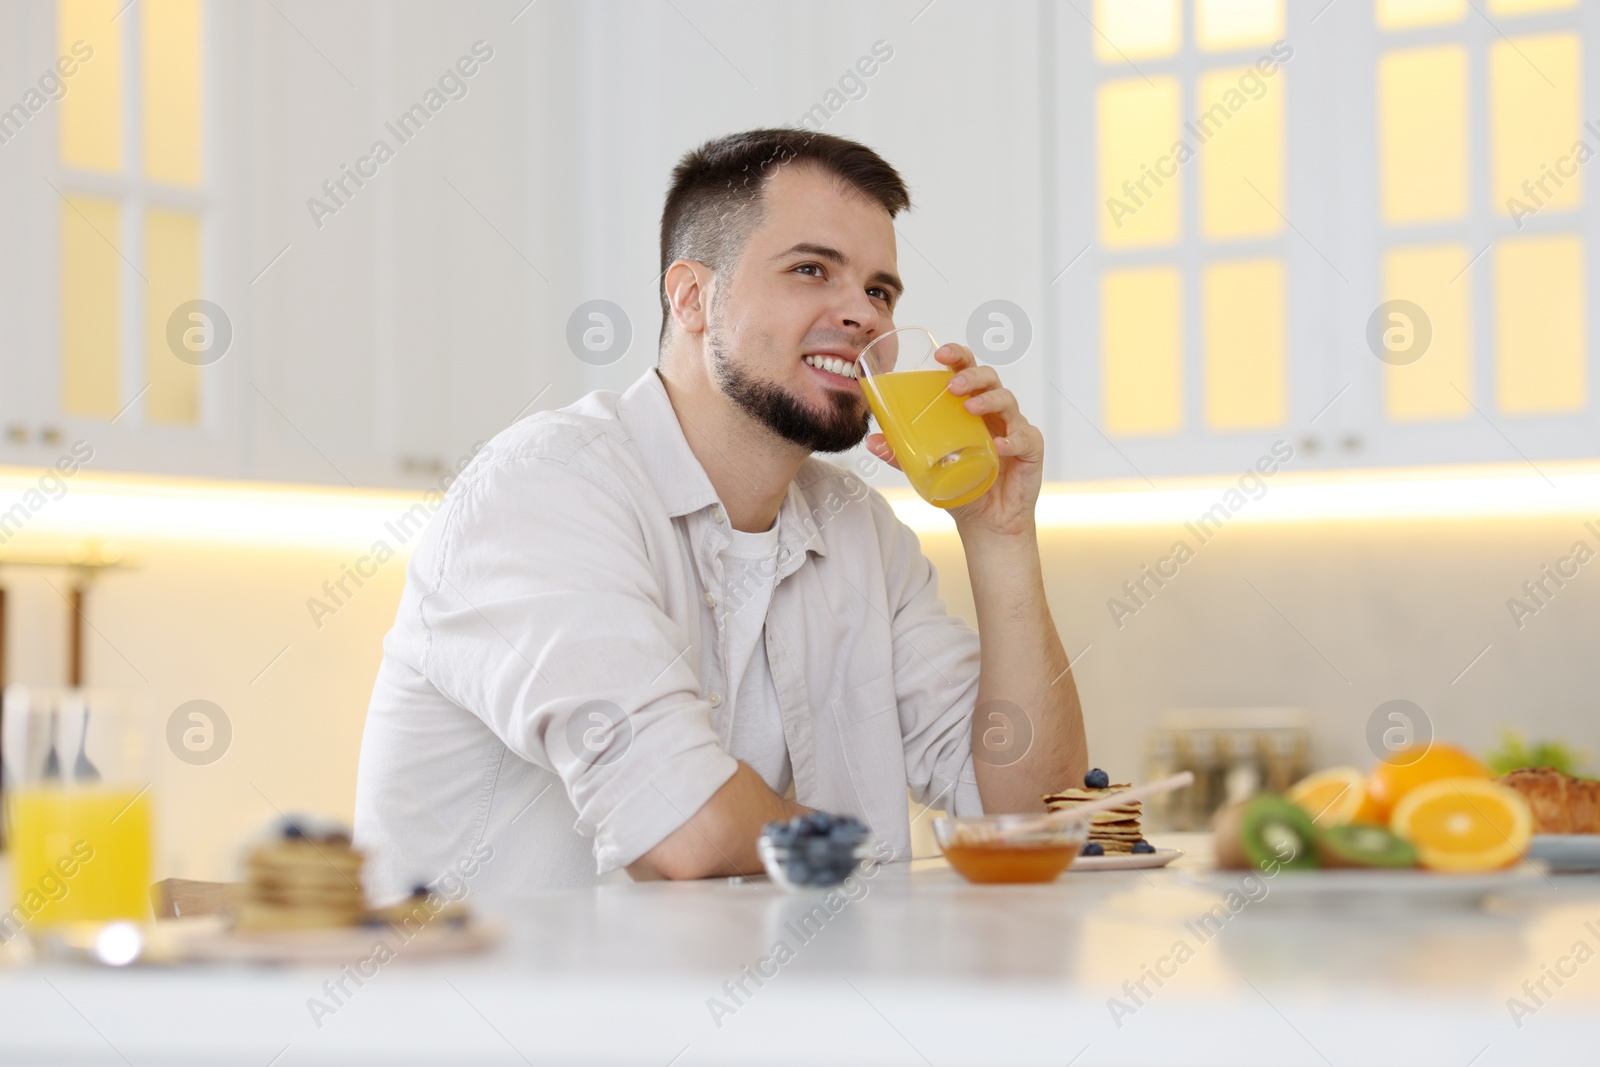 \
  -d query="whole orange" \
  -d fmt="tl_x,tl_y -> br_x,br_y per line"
1366,742 -> 1491,822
